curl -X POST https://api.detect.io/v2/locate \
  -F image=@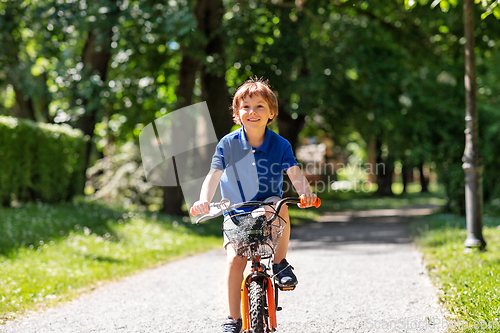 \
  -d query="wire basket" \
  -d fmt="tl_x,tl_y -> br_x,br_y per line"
224,209 -> 285,258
